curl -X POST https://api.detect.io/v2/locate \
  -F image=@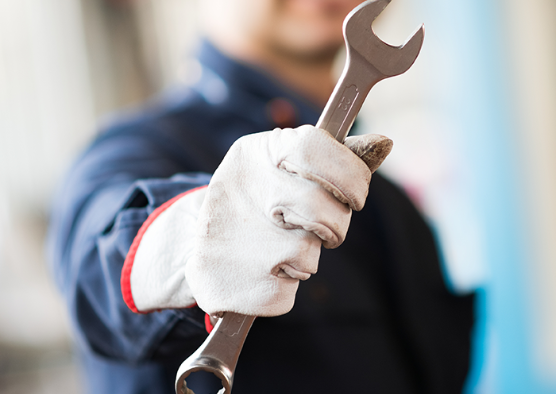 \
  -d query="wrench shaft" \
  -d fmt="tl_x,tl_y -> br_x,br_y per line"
317,51 -> 384,142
